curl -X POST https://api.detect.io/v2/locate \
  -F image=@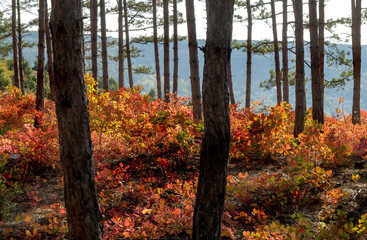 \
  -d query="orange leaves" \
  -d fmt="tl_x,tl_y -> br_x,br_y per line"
230,102 -> 294,164
0,86 -> 36,129
238,172 -> 248,179
172,208 -> 181,215
6,77 -> 367,239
